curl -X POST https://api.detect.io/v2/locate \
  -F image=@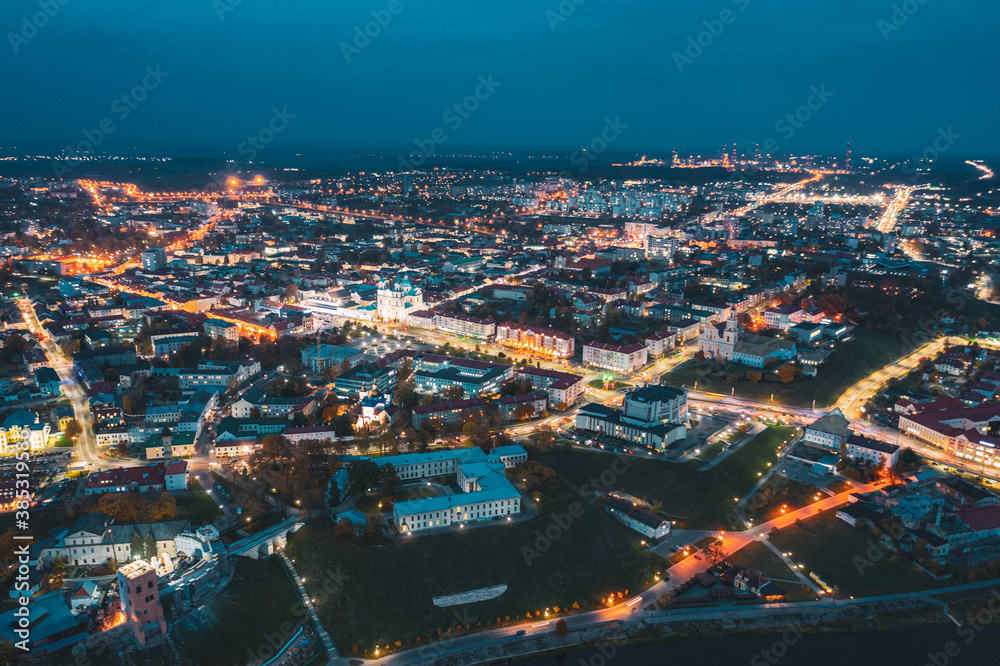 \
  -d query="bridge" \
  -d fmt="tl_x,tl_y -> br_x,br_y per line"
226,518 -> 305,559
